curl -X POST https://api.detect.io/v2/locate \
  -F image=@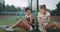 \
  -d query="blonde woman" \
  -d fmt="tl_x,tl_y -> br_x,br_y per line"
38,5 -> 60,32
